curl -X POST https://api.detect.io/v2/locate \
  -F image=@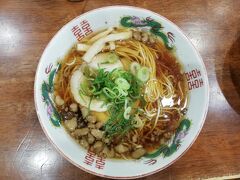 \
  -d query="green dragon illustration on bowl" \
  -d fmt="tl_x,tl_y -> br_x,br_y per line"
42,63 -> 61,127
120,16 -> 175,49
